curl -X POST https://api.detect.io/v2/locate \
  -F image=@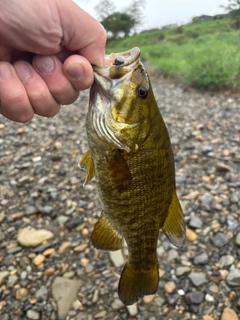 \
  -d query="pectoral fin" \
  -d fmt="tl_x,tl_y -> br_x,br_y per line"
79,150 -> 95,186
91,211 -> 123,251
162,191 -> 186,247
